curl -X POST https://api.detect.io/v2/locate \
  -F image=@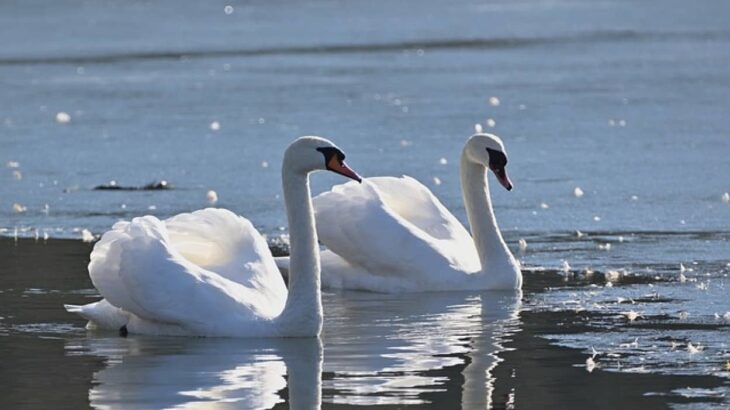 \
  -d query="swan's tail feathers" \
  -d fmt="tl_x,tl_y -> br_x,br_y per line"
274,256 -> 290,279
64,300 -> 130,330
64,304 -> 83,313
